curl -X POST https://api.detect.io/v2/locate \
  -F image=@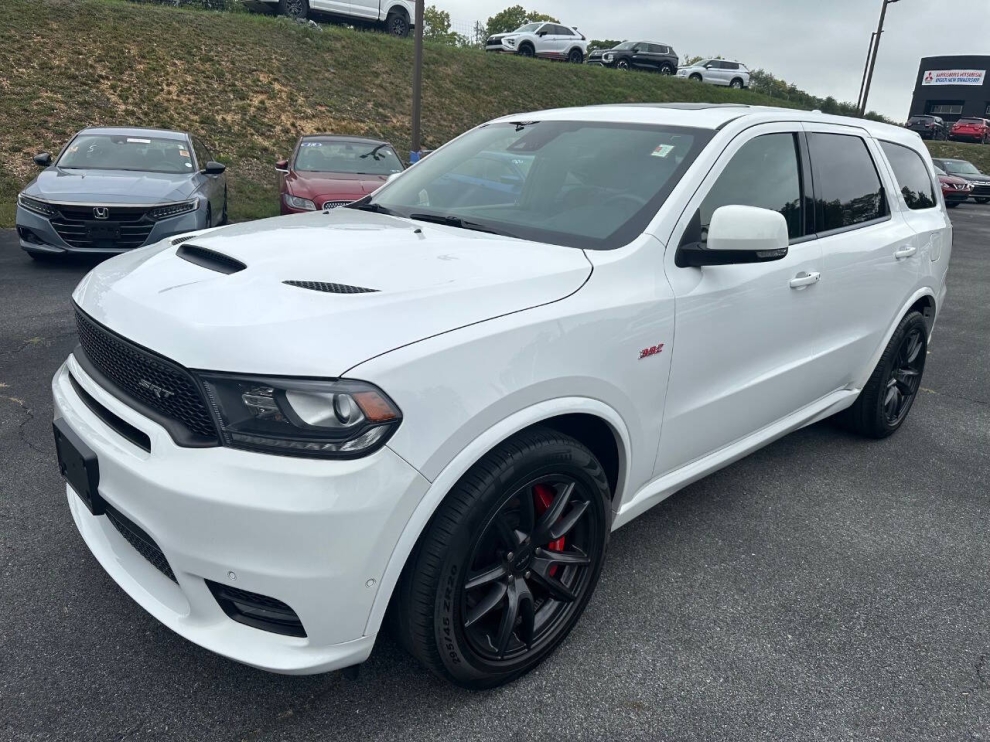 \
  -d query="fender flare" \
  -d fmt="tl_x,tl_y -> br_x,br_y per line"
363,396 -> 631,636
853,286 -> 937,389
